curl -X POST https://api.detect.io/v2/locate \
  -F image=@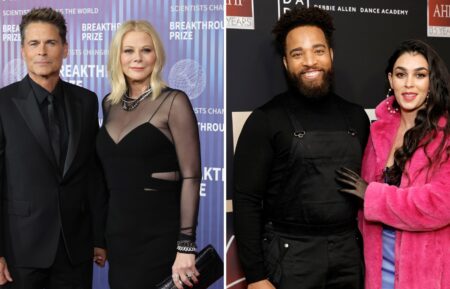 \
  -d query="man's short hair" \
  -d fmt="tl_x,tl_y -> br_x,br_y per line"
20,7 -> 67,45
272,7 -> 335,55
